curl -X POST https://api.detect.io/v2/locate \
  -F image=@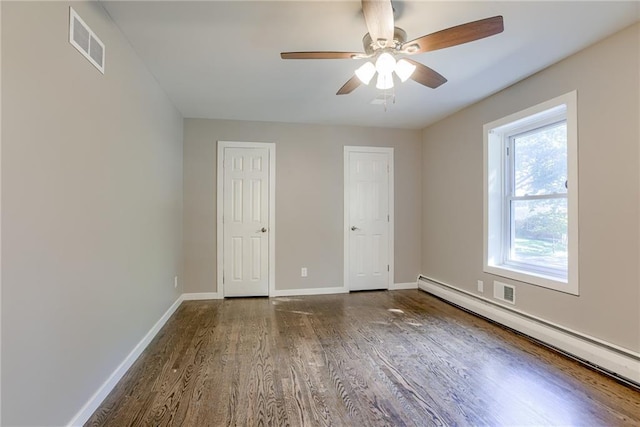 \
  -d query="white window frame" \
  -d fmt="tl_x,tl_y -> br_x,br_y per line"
483,91 -> 579,295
